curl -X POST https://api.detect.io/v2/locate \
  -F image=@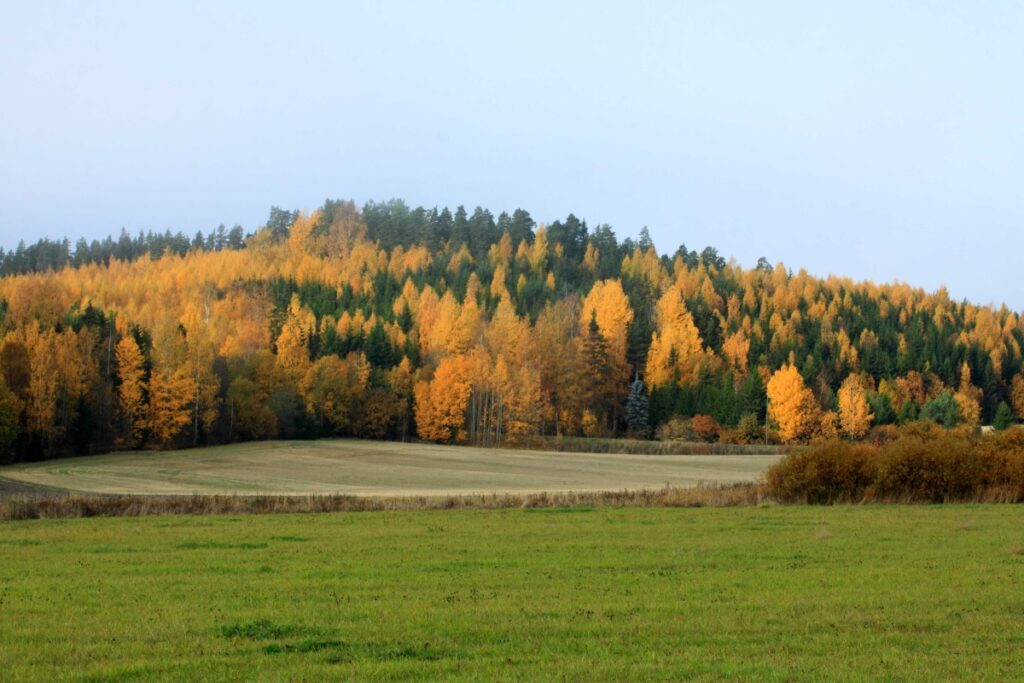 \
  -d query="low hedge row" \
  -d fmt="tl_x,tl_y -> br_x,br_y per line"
765,424 -> 1024,503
